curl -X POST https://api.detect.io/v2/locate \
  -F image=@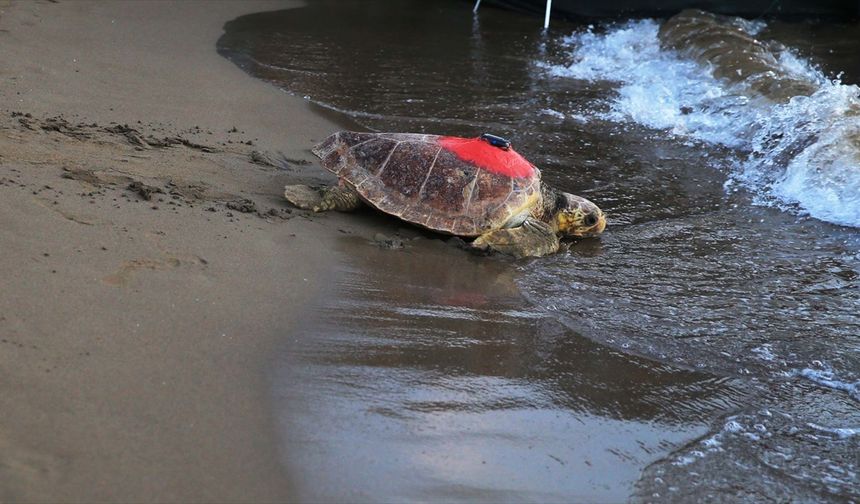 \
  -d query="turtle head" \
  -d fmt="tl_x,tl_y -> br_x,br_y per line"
553,192 -> 606,238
